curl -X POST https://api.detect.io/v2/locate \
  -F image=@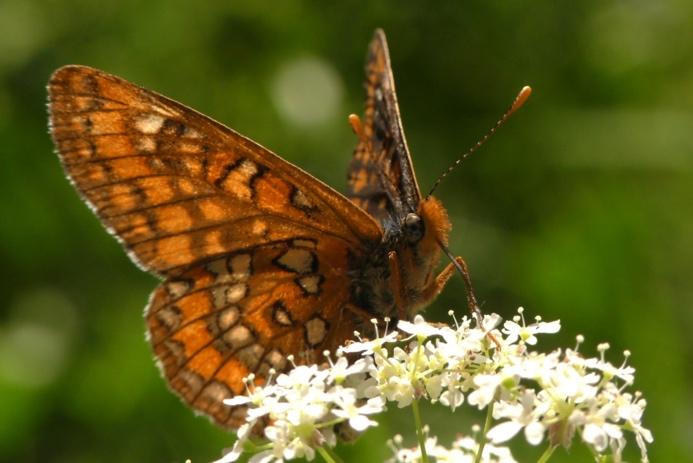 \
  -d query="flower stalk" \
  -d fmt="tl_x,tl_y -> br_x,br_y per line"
536,444 -> 557,463
474,394 -> 497,463
411,398 -> 430,463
